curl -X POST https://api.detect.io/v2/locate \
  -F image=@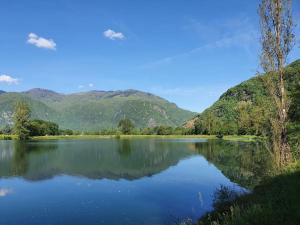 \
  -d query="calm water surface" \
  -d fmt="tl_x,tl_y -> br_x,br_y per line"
0,138 -> 272,225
